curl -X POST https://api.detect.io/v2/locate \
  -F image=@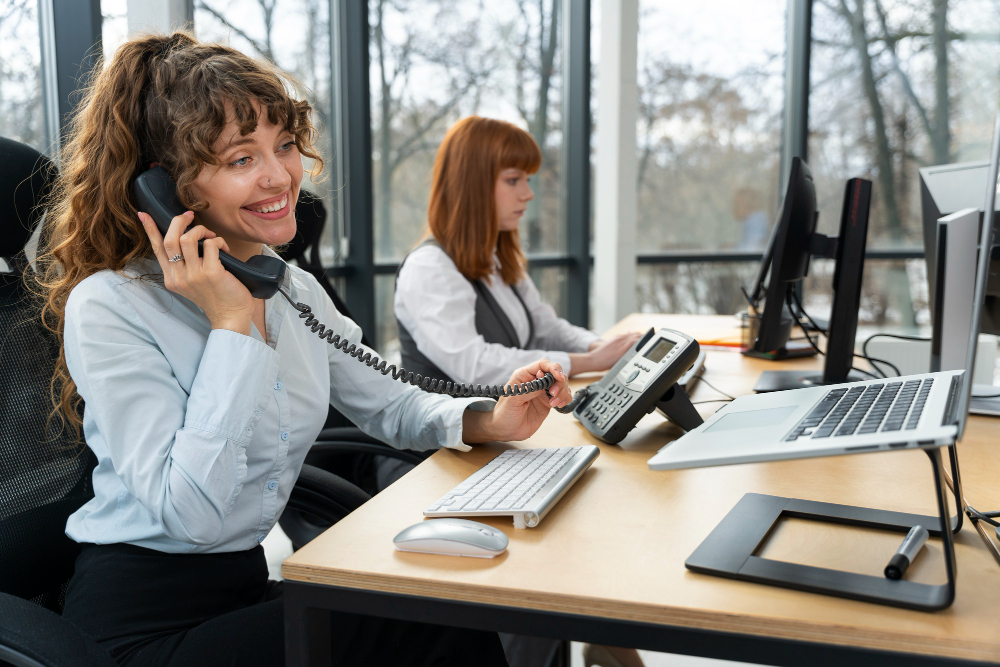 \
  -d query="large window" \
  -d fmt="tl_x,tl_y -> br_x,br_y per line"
634,0 -> 786,316
1,1 -> 45,152
370,0 -> 567,353
194,0 -> 340,262
810,0 -> 1000,327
